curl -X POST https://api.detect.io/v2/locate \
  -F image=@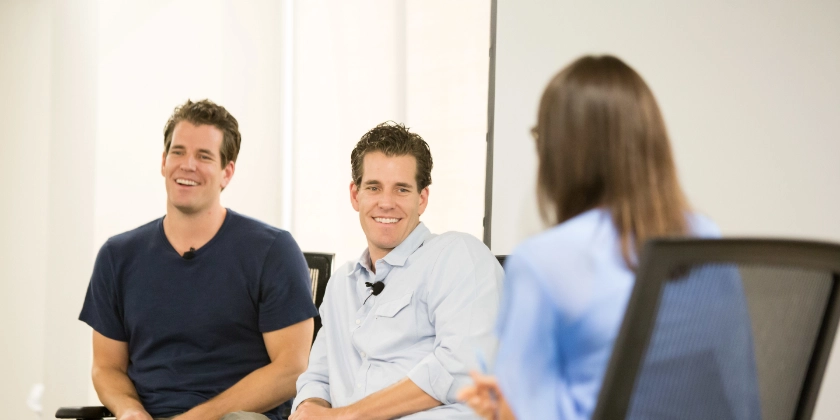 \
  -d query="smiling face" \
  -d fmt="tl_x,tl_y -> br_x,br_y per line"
161,121 -> 234,215
350,151 -> 429,263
